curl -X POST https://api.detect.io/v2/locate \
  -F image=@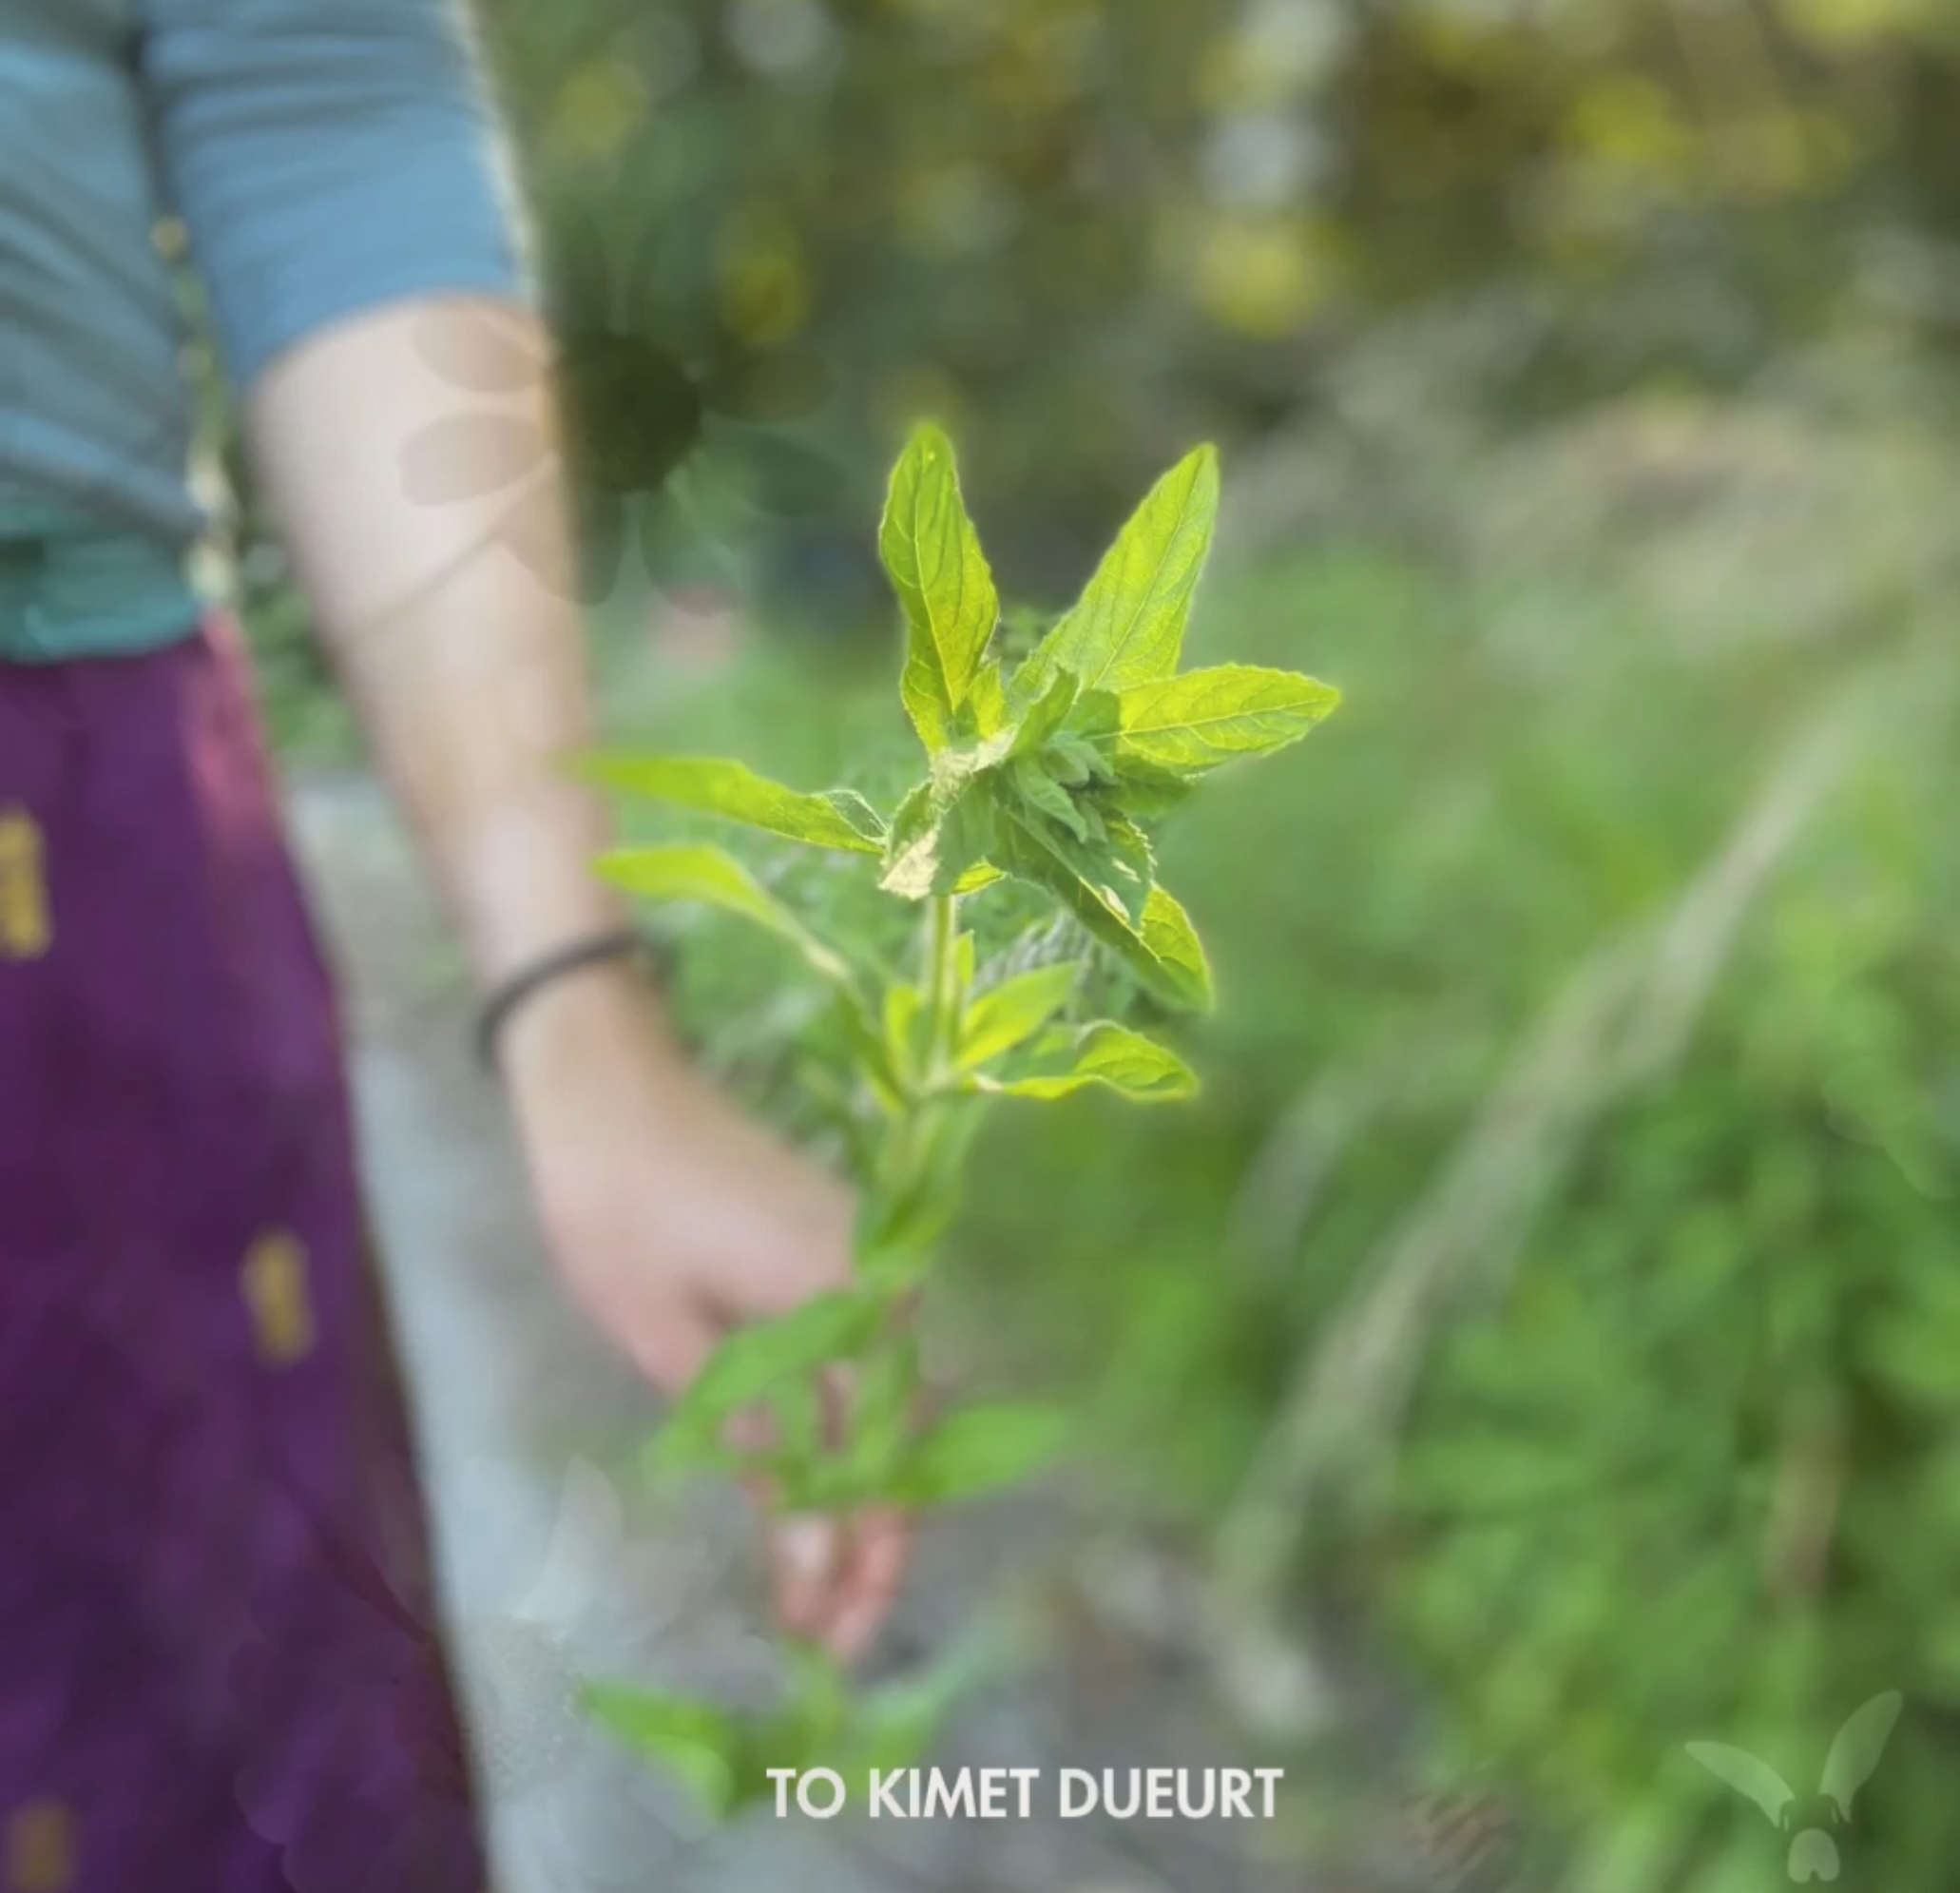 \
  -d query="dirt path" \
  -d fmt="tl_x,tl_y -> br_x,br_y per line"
287,772 -> 1316,1893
